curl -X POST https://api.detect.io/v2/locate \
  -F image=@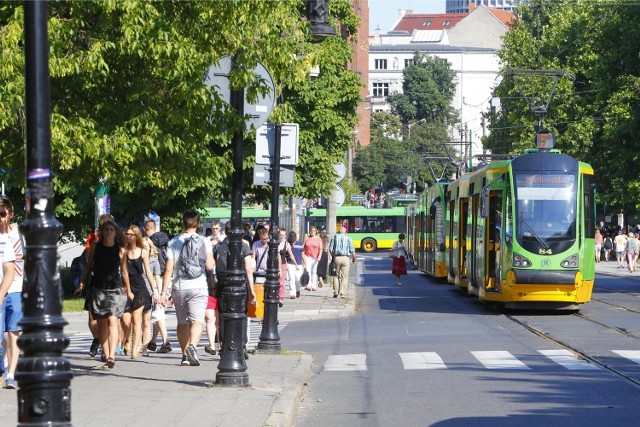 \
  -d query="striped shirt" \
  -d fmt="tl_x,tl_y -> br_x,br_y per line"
329,234 -> 355,257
